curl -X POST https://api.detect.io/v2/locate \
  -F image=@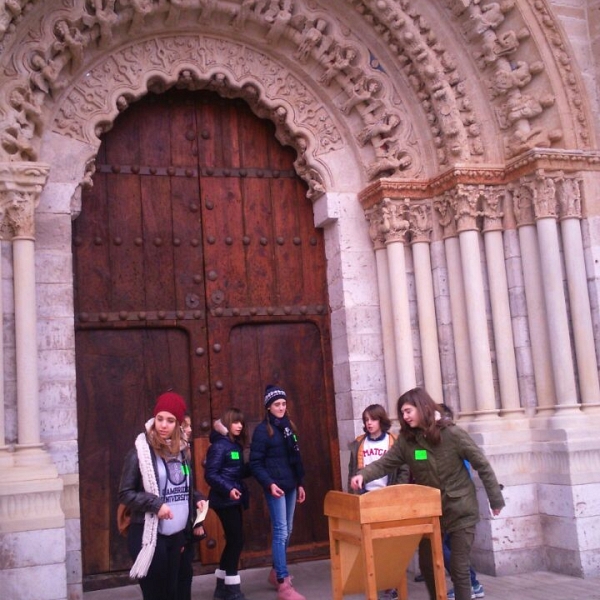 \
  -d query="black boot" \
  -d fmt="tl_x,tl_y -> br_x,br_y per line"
223,575 -> 247,600
213,573 -> 226,600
